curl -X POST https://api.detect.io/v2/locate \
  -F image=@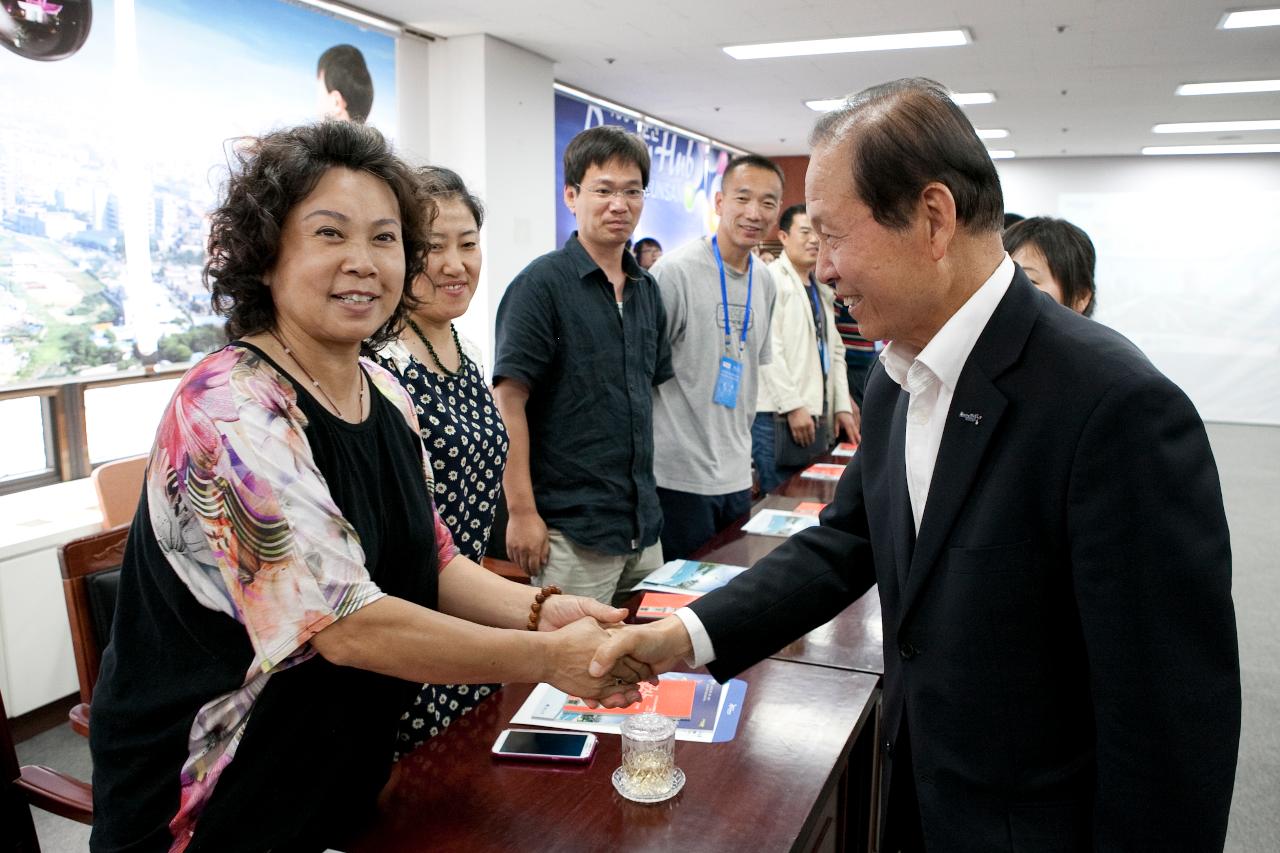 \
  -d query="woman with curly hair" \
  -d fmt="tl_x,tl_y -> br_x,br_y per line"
88,121 -> 642,853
